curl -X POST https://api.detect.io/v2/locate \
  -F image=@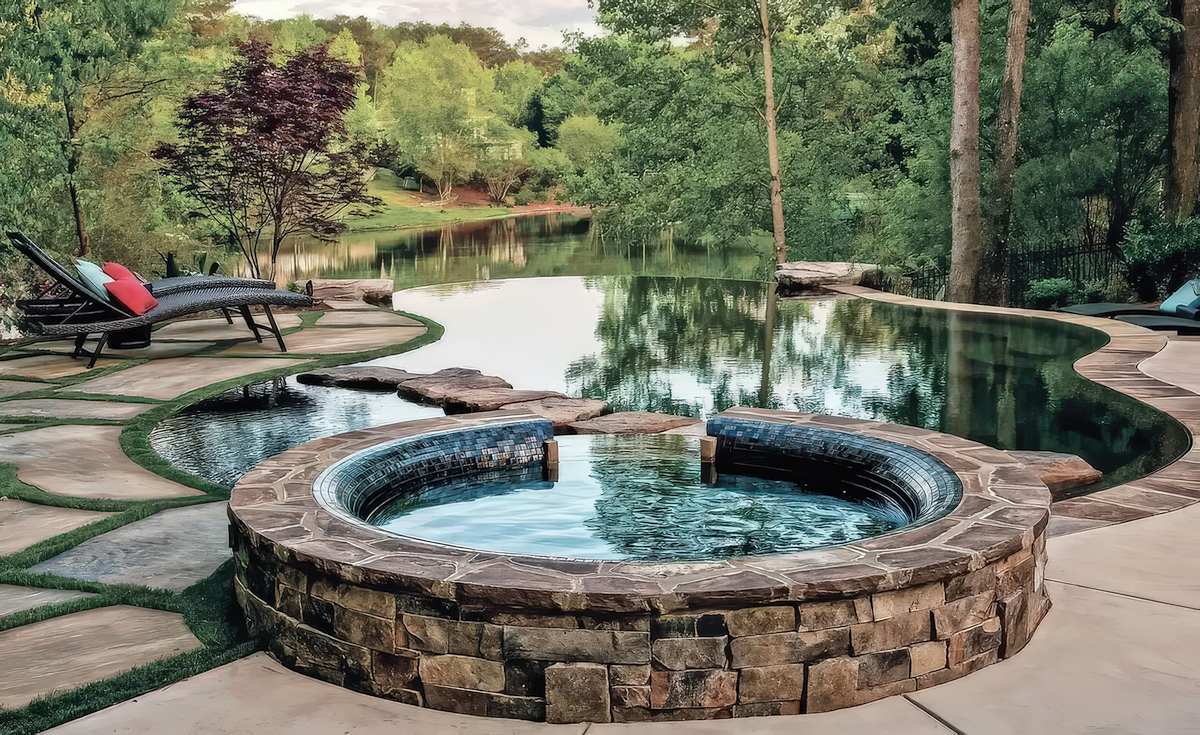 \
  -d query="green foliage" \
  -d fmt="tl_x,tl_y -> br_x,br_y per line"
1122,217 -> 1200,301
556,114 -> 621,170
494,60 -> 544,126
1024,277 -> 1079,309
